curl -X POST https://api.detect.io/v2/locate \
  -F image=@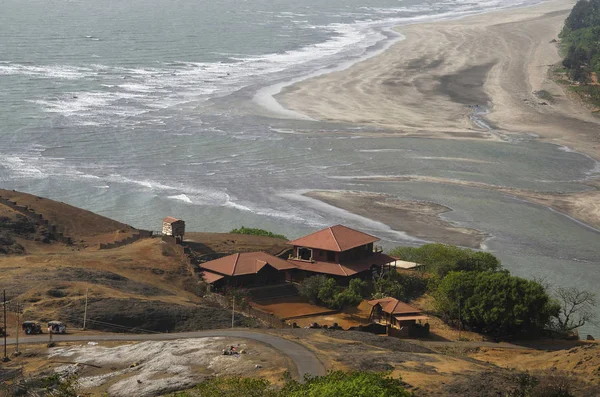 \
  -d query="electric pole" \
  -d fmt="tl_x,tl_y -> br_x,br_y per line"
2,289 -> 8,362
83,288 -> 89,330
15,301 -> 21,356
